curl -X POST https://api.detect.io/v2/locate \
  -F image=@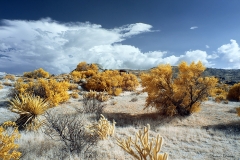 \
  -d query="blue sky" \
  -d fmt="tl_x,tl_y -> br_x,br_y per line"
0,0 -> 240,74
